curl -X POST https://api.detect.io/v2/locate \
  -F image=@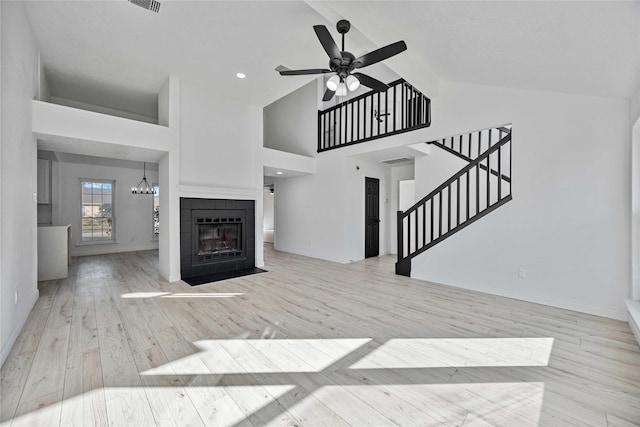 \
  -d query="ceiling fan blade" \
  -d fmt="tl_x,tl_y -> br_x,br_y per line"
277,66 -> 332,76
353,41 -> 407,68
353,72 -> 389,92
313,25 -> 342,60
322,87 -> 336,101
